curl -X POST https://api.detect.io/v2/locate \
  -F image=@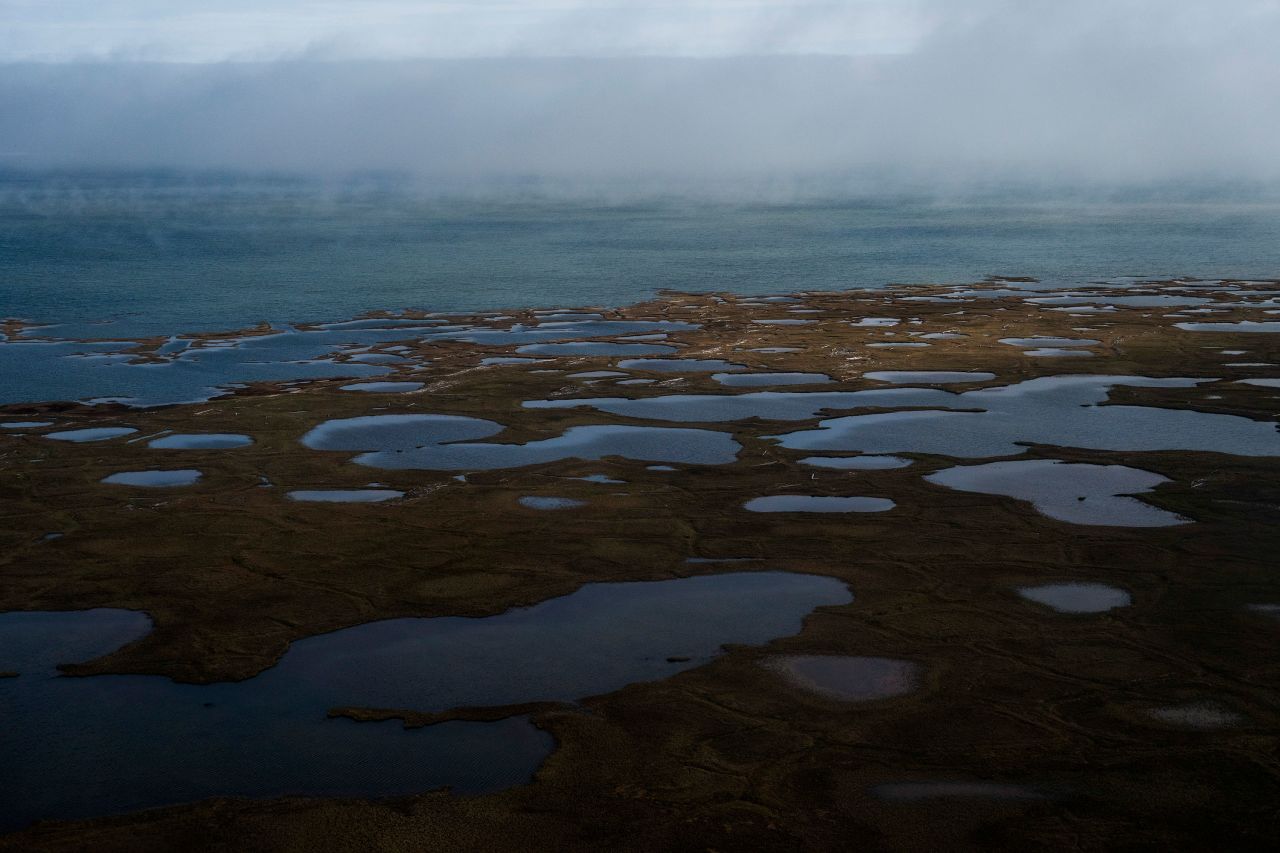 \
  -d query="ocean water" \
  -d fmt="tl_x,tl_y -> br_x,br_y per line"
4,172 -> 1280,339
